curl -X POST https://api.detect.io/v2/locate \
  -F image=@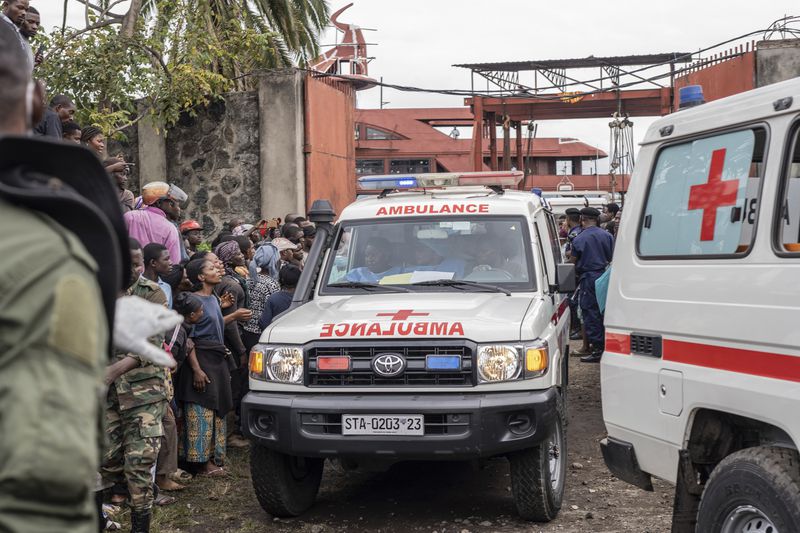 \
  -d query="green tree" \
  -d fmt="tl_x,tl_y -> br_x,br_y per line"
38,0 -> 329,134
